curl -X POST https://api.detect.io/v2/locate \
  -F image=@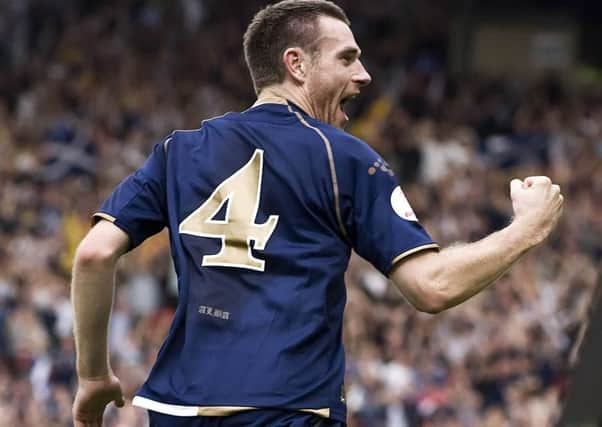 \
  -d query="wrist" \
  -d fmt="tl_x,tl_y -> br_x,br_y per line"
77,374 -> 111,384
76,361 -> 111,380
507,217 -> 542,250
